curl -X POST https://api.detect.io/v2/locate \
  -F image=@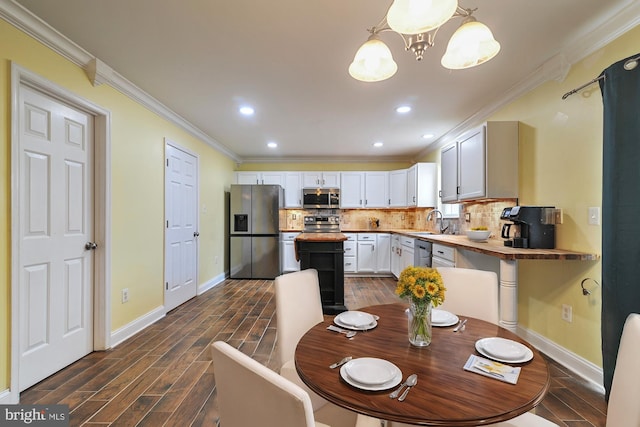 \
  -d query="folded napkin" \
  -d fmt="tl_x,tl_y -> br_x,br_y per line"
463,355 -> 521,385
